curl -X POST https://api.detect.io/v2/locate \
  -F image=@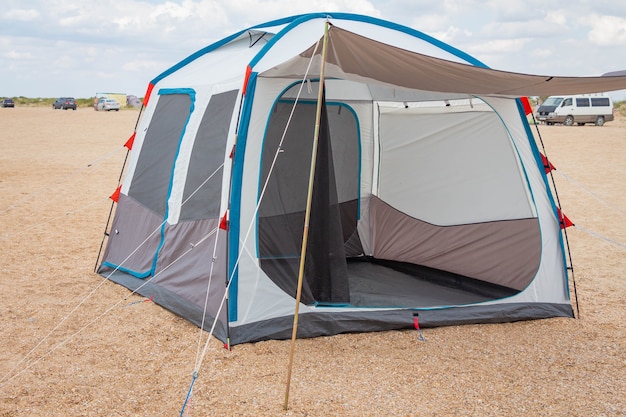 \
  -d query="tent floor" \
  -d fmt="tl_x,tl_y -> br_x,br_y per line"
343,258 -> 518,308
